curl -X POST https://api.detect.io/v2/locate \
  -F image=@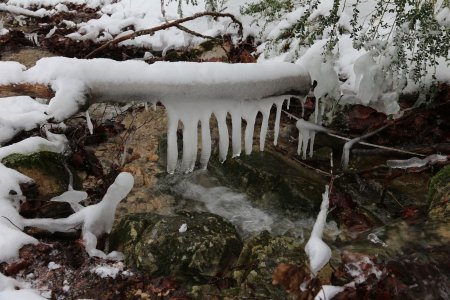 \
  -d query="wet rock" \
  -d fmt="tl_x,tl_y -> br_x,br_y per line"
428,165 -> 450,220
230,230 -> 307,299
109,211 -> 242,282
2,151 -> 80,199
208,151 -> 327,216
